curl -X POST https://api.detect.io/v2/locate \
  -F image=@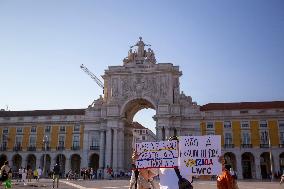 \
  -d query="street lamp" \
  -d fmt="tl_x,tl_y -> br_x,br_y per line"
43,135 -> 48,177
